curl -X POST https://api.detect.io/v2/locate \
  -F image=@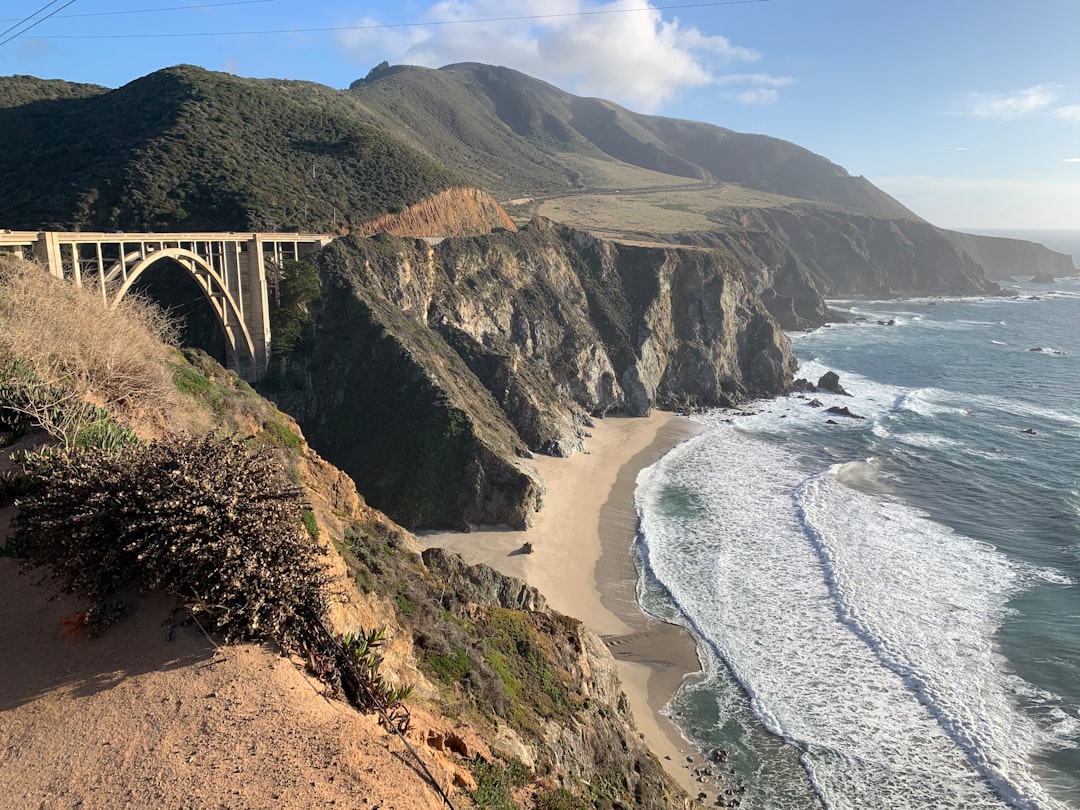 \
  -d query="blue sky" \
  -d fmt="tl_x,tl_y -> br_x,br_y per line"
3,0 -> 1080,230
